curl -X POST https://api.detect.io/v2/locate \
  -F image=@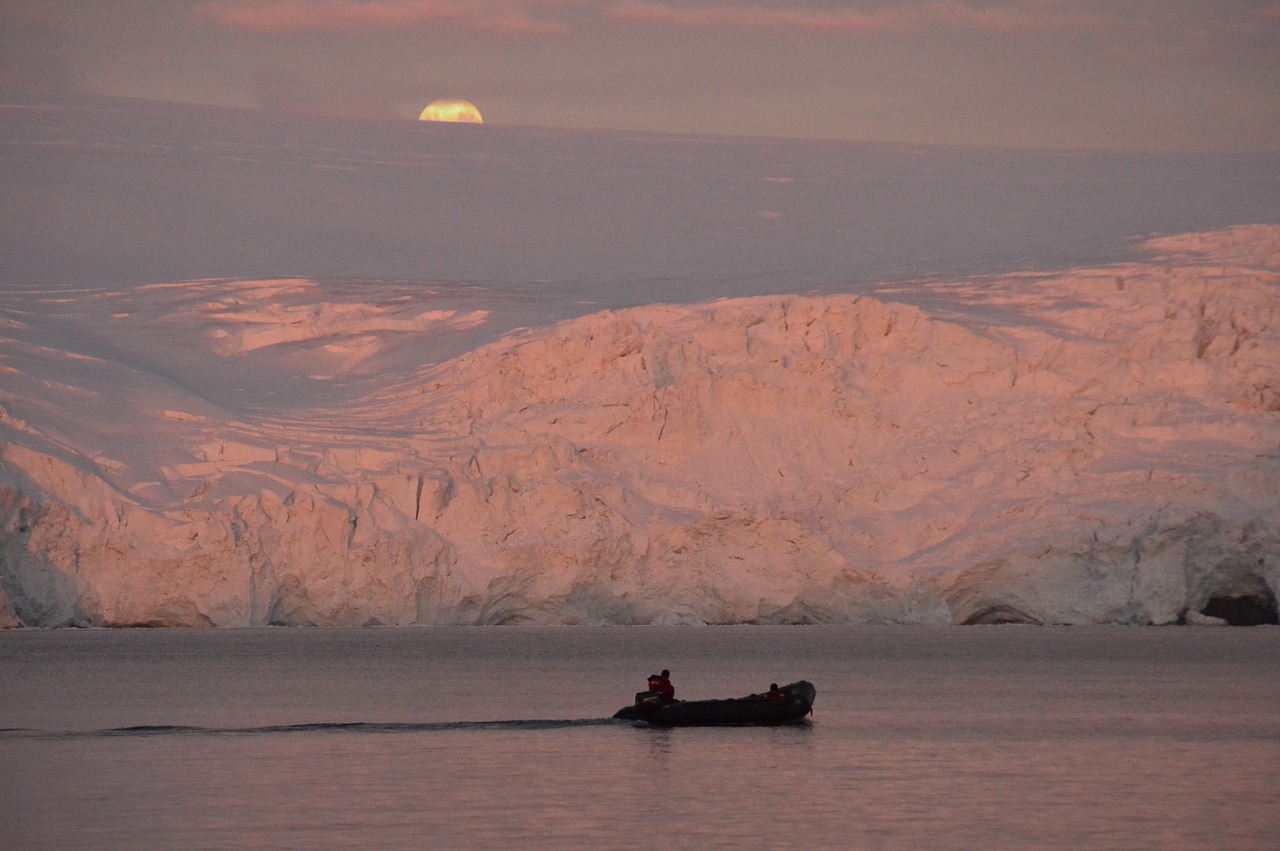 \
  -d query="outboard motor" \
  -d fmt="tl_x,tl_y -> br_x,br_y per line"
632,689 -> 667,720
